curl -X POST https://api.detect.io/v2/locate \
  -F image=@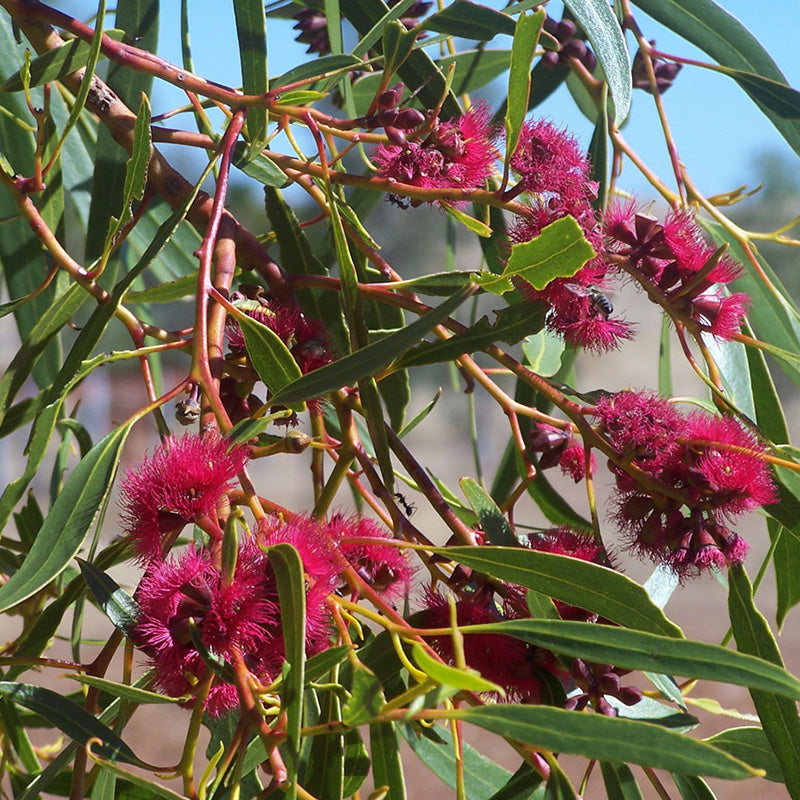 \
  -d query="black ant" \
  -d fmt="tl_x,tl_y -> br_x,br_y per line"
393,492 -> 417,517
